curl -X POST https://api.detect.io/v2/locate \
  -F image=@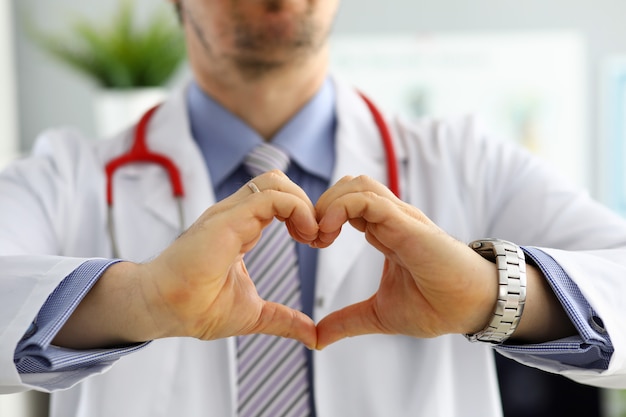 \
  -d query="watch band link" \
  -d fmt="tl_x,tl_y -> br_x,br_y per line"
465,239 -> 527,344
